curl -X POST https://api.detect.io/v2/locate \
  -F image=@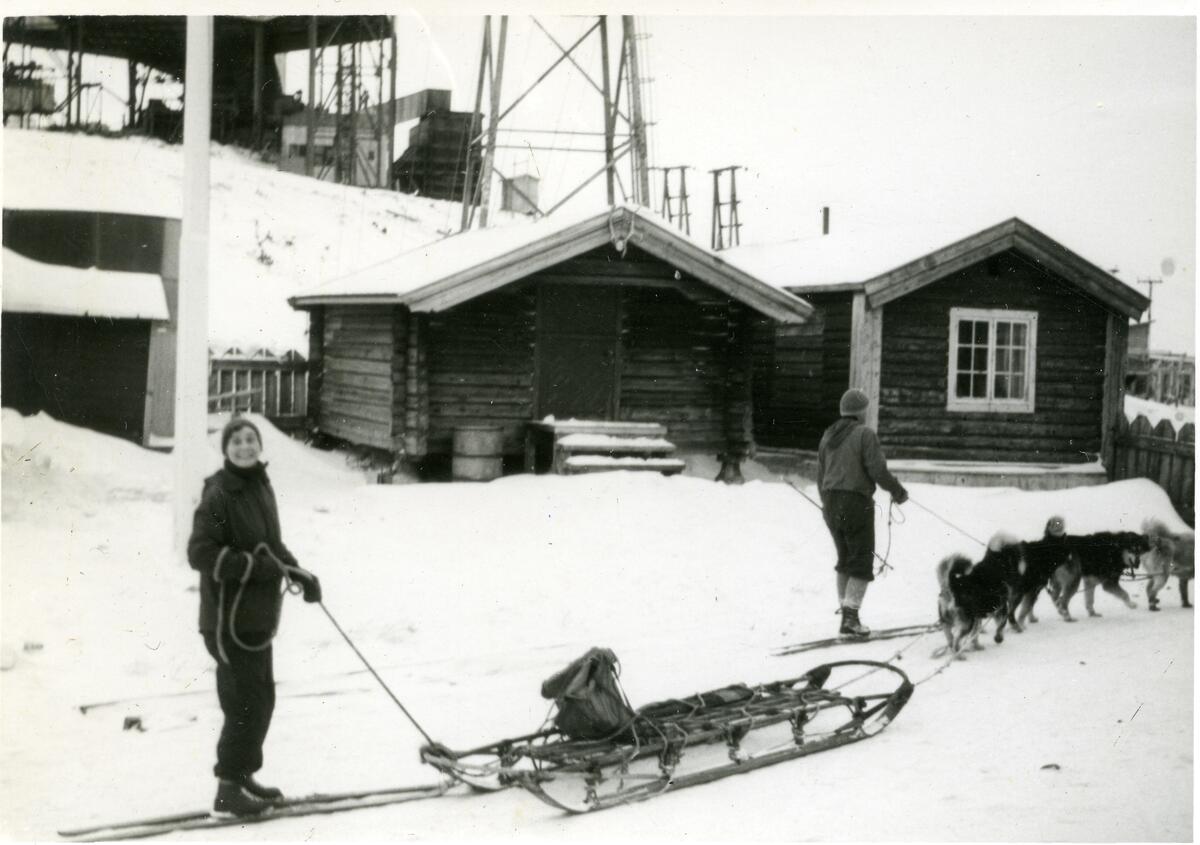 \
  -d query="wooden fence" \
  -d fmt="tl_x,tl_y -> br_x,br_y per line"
1111,414 -> 1195,526
208,350 -> 309,432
